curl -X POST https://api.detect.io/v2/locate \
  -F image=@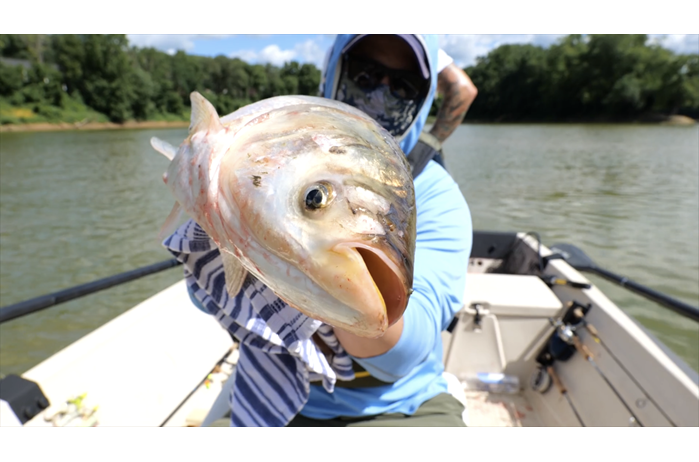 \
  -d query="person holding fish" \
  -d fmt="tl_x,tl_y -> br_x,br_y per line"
153,34 -> 474,427
319,36 -> 478,174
